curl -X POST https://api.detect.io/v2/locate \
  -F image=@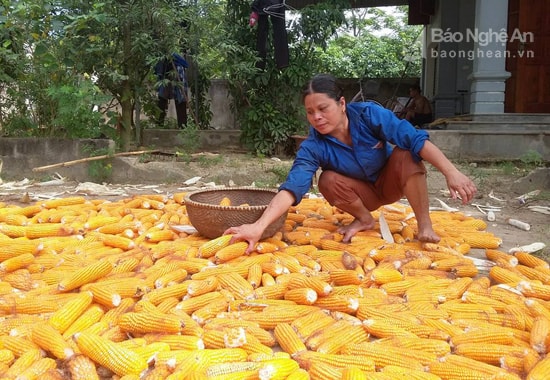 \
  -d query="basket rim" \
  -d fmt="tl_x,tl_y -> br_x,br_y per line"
183,186 -> 277,211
